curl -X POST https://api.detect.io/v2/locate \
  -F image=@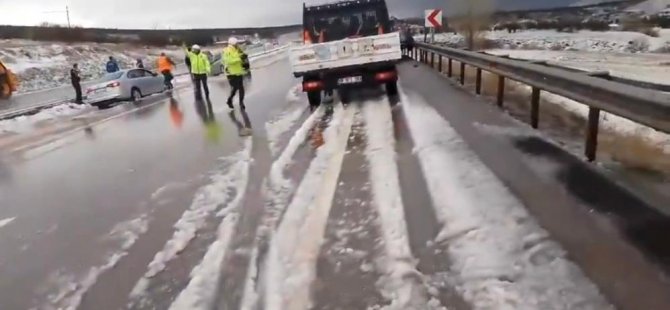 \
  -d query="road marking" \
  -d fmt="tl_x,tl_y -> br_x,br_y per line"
128,138 -> 253,305
362,99 -> 432,308
400,88 -> 611,309
264,104 -> 354,310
